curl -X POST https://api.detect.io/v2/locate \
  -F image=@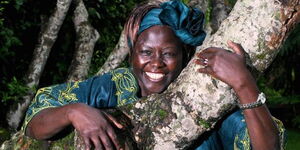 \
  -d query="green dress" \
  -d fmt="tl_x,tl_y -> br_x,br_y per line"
2,68 -> 286,150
